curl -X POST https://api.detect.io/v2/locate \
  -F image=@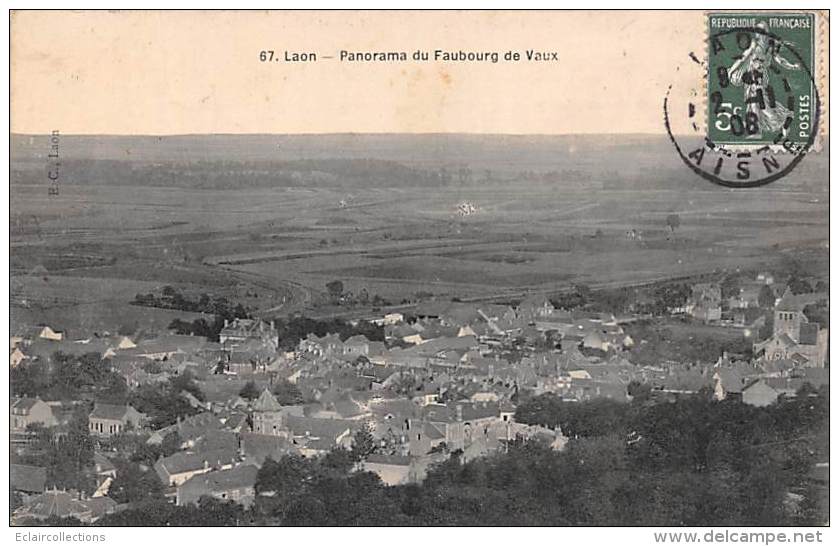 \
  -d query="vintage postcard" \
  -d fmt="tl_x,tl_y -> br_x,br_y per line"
7,9 -> 830,532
